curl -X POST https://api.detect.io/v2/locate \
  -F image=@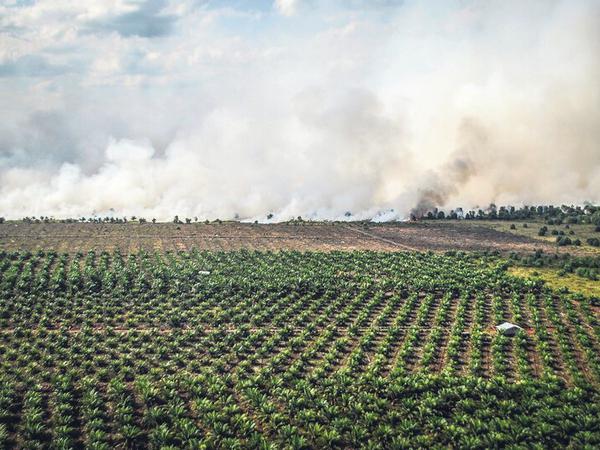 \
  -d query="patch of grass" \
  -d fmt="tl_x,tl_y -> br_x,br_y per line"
508,266 -> 600,297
